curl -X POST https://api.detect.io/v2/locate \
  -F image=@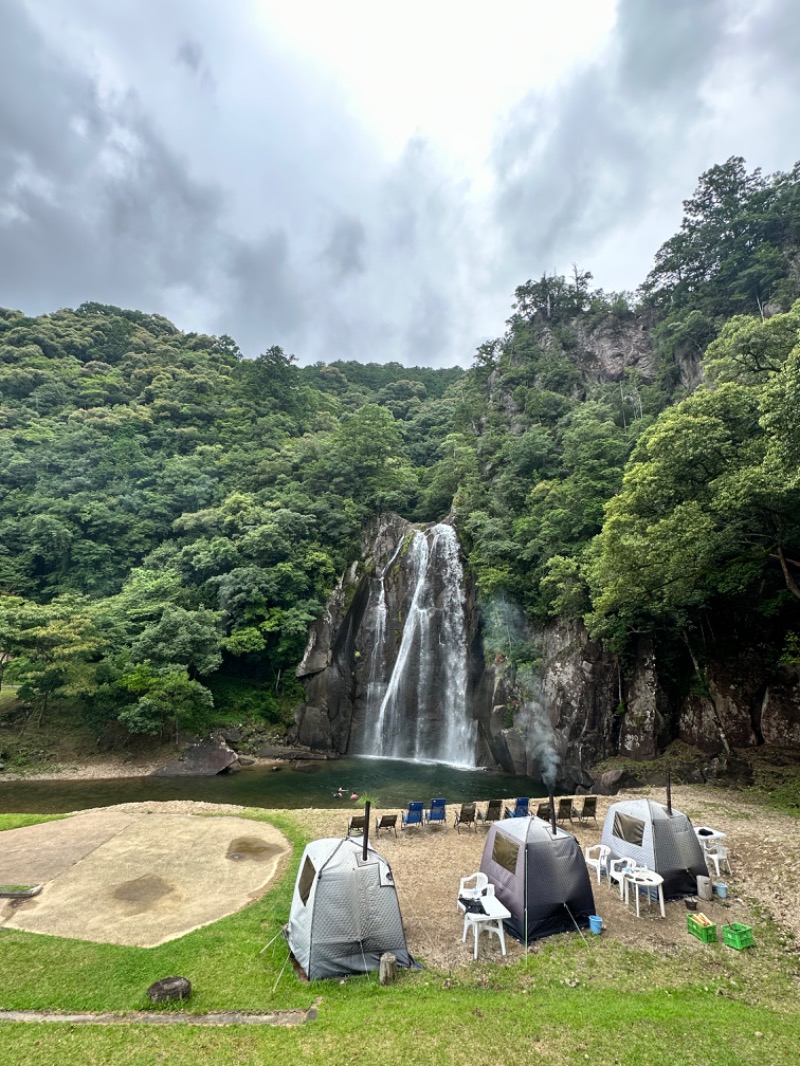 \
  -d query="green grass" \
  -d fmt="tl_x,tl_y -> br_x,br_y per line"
0,813 -> 66,832
1,807 -> 799,1065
